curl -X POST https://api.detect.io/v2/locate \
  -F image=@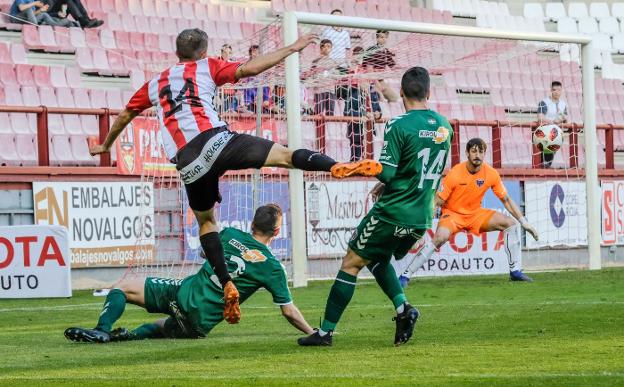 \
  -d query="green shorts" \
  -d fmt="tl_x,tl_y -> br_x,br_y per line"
348,210 -> 426,262
144,277 -> 205,339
